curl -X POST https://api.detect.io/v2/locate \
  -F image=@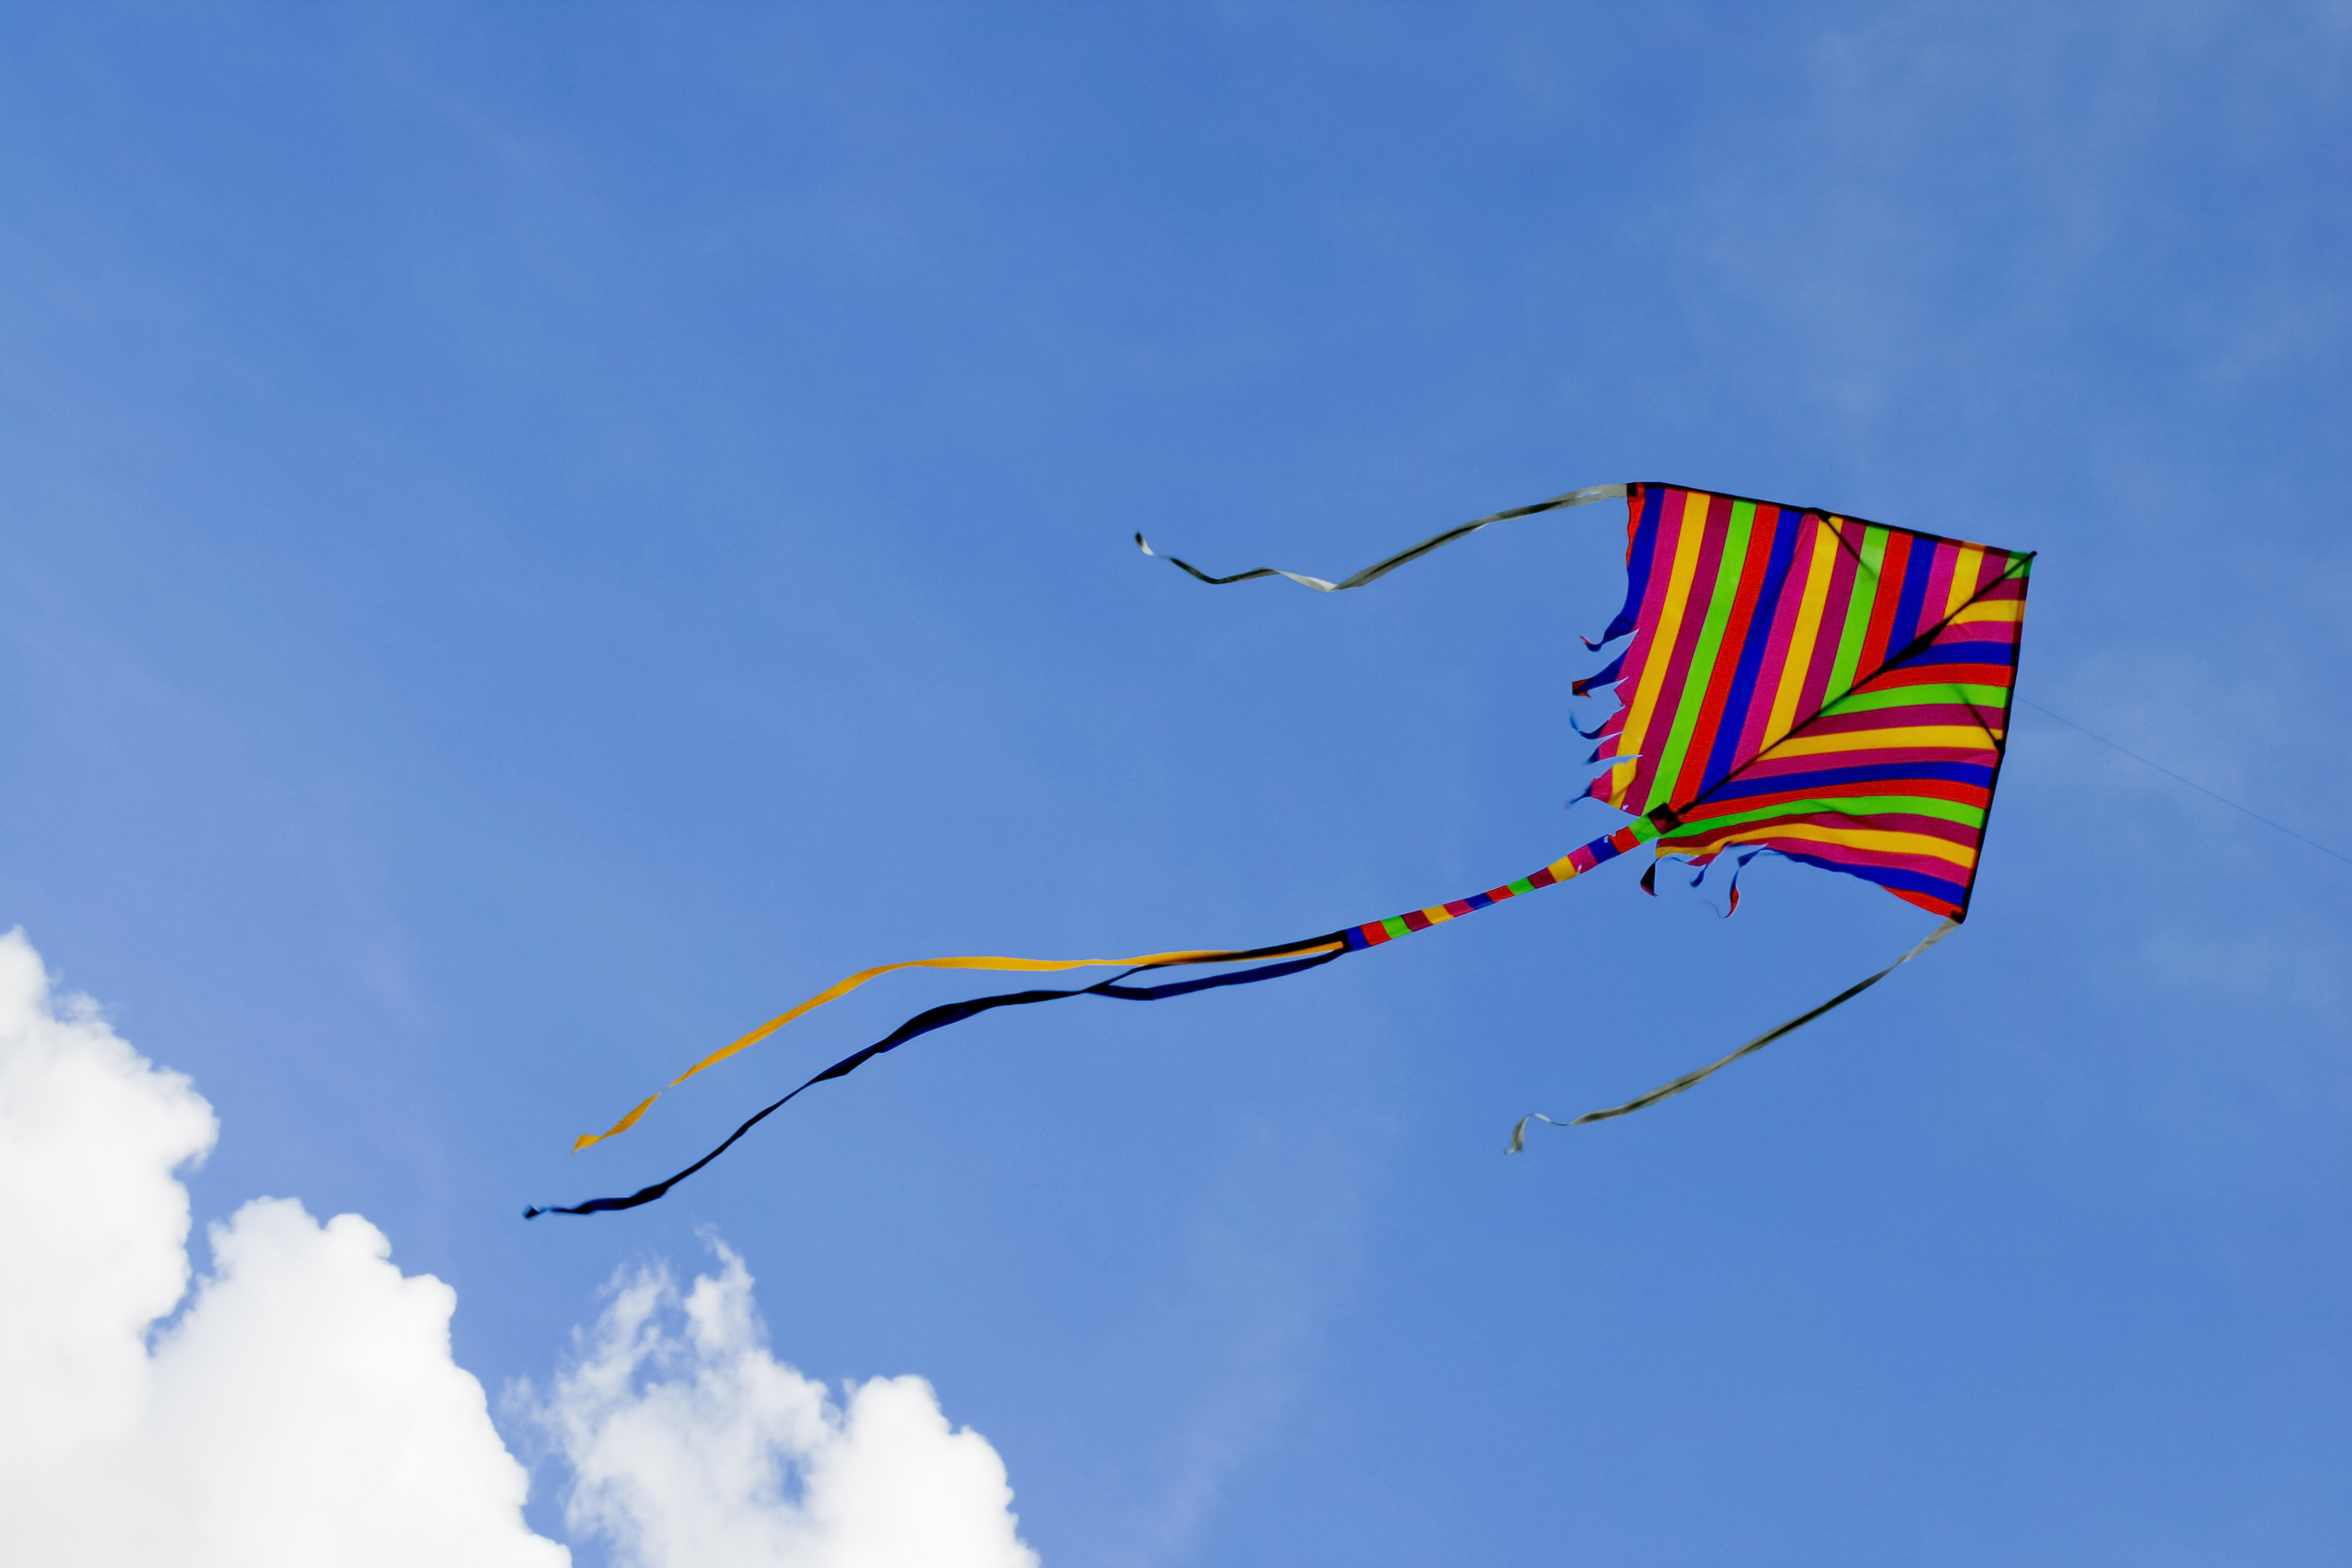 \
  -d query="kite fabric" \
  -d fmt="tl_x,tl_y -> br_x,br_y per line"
528,482 -> 2030,1219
